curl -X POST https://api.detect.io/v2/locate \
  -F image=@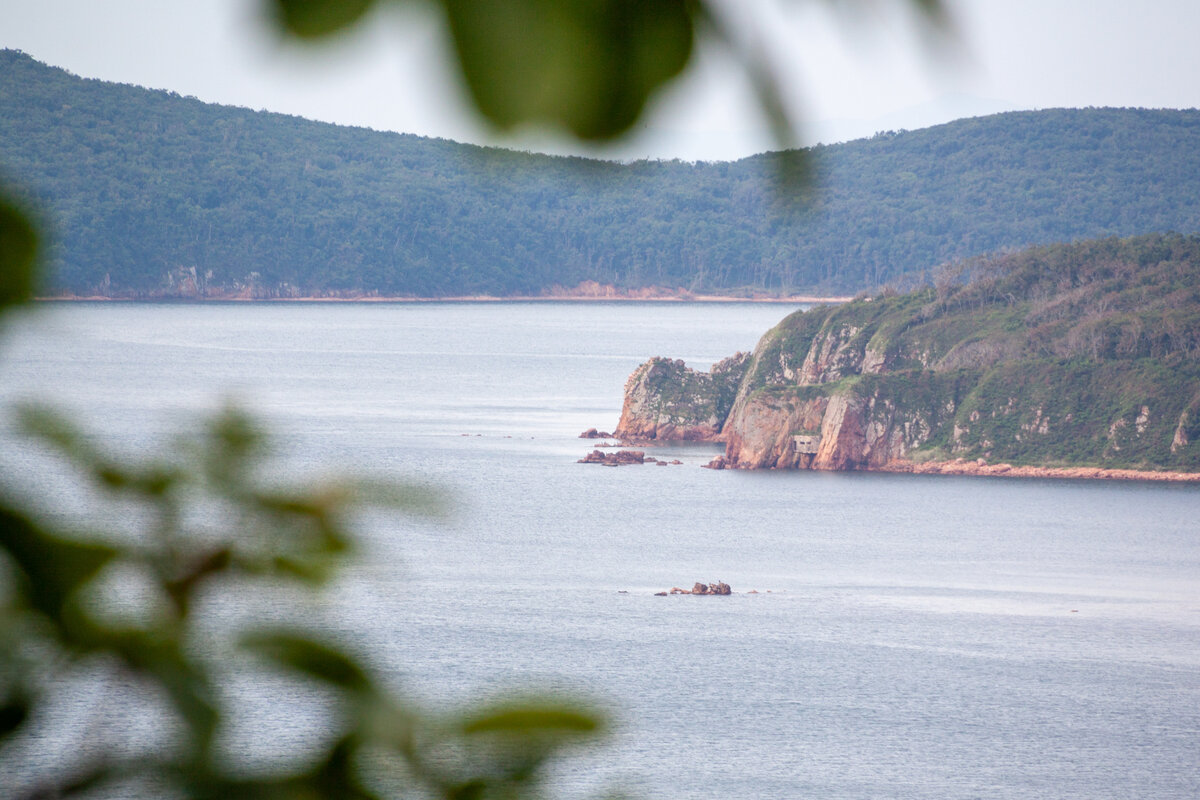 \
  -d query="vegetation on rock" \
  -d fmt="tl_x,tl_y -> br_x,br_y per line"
614,352 -> 749,441
620,233 -> 1200,472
